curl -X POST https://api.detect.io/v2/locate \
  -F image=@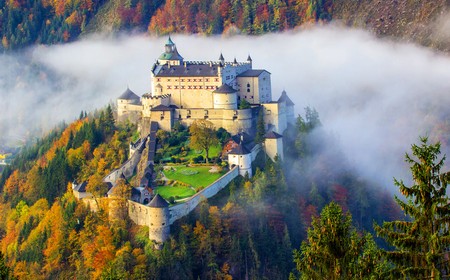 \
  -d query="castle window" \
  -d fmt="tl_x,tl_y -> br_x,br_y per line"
188,79 -> 191,82
167,86 -> 171,89
157,78 -> 161,82
199,86 -> 203,89
167,79 -> 171,82
199,79 -> 202,82
247,89 -> 250,92
206,78 -> 209,82
188,86 -> 192,89
193,86 -> 197,89
193,79 -> 197,82
215,78 -> 219,82
181,79 -> 185,82
162,223 -> 166,225
181,86 -> 185,89
174,86 -> 178,89
247,83 -> 250,87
